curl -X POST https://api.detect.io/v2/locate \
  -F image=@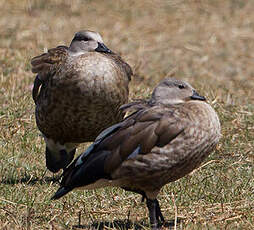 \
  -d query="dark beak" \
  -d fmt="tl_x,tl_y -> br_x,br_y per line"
190,90 -> 206,101
95,42 -> 112,53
